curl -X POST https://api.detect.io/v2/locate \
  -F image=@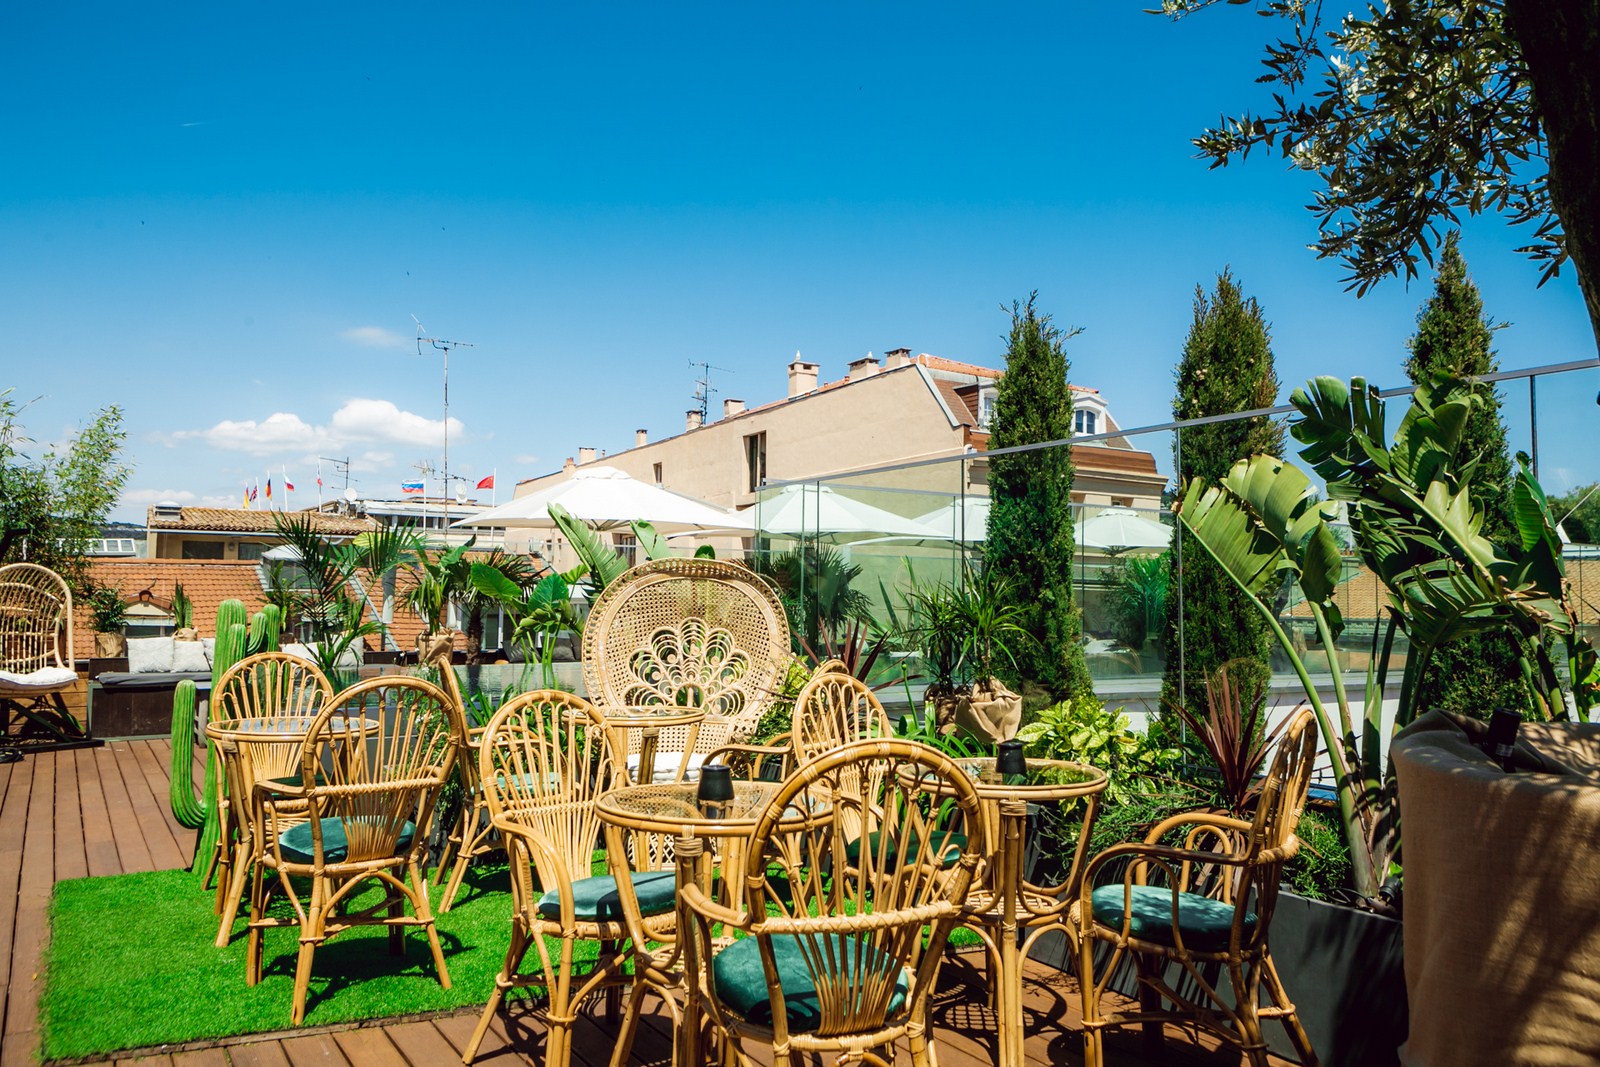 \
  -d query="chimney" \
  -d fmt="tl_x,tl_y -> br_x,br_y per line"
723,398 -> 745,418
787,355 -> 820,398
686,409 -> 703,431
635,429 -> 648,448
563,456 -> 576,475
885,347 -> 912,369
577,446 -> 597,465
848,354 -> 881,382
